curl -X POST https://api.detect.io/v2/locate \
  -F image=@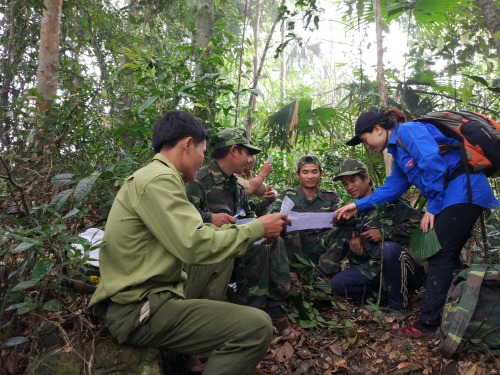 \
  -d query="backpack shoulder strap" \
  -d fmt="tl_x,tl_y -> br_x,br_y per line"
394,125 -> 408,152
440,264 -> 489,357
